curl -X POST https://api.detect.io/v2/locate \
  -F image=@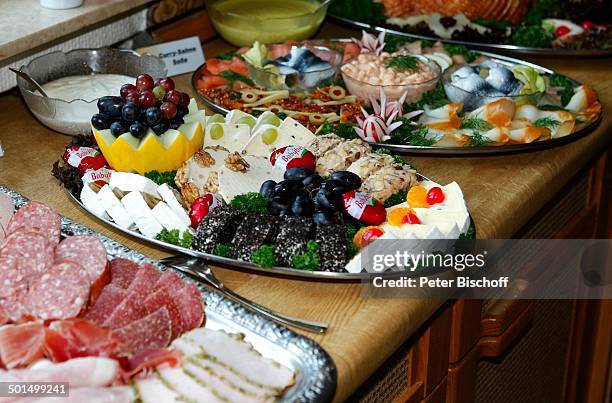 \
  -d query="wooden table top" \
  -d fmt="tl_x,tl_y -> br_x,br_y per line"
0,21 -> 610,402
